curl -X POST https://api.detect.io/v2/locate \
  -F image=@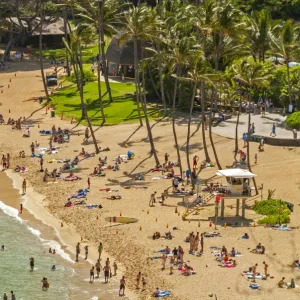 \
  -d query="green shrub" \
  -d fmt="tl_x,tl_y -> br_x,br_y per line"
257,214 -> 290,225
68,71 -> 96,83
286,111 -> 300,129
253,199 -> 290,215
254,199 -> 291,225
